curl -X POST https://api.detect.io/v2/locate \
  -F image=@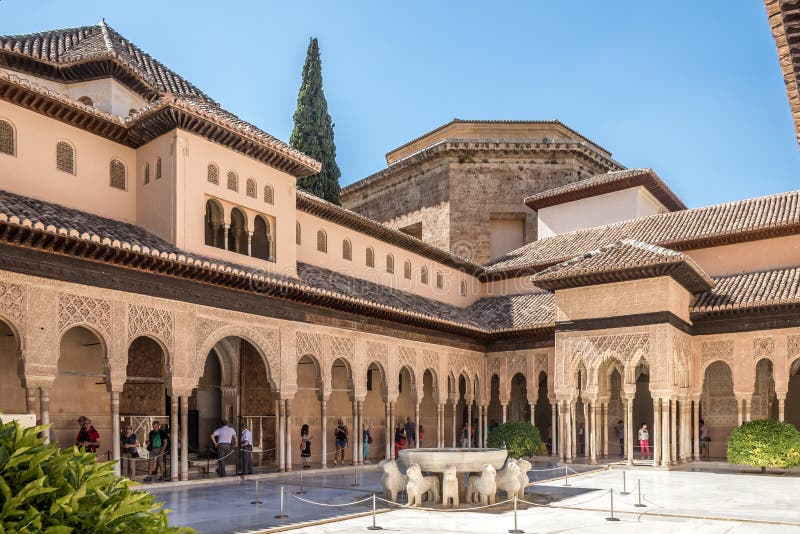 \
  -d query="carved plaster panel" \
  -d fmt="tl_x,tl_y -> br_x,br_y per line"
127,304 -> 174,350
0,280 -> 25,328
57,292 -> 111,338
753,337 -> 775,362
